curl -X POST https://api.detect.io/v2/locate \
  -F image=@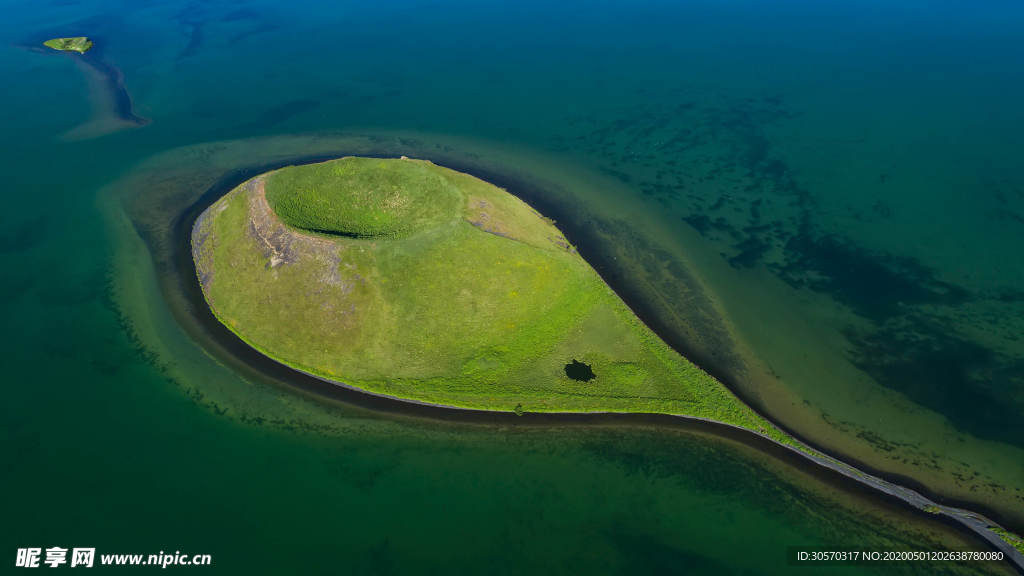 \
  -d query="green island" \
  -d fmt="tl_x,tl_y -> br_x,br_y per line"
43,37 -> 93,54
192,157 -> 795,443
189,156 -> 1024,562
